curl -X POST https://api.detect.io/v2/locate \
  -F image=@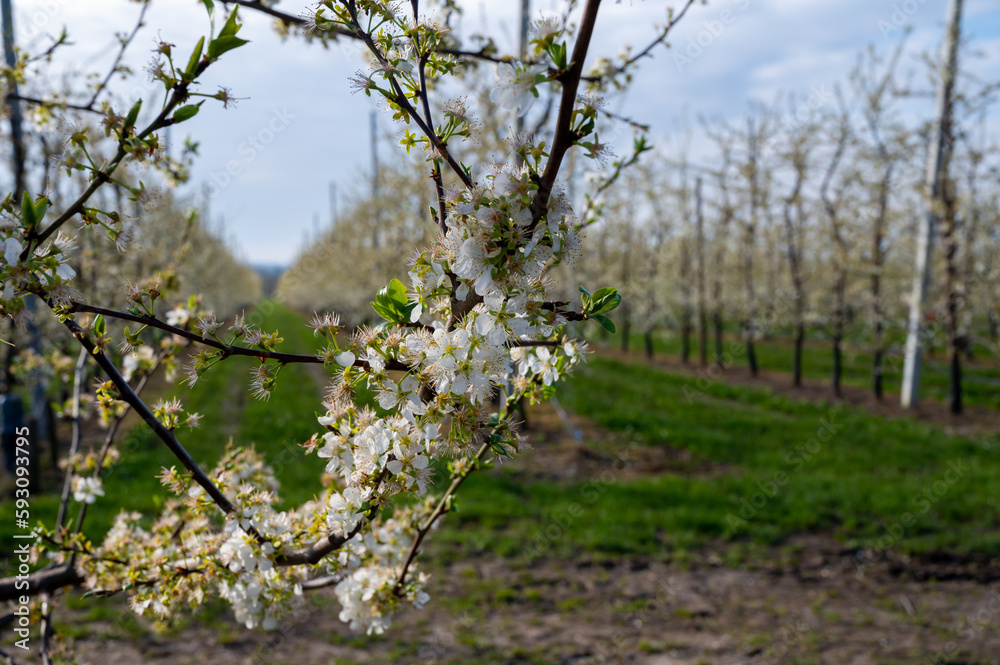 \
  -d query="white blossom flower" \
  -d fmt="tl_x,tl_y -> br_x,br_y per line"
327,486 -> 371,536
2,237 -> 22,265
165,305 -> 191,327
490,62 -> 546,117
55,261 -> 76,281
72,476 -> 104,504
